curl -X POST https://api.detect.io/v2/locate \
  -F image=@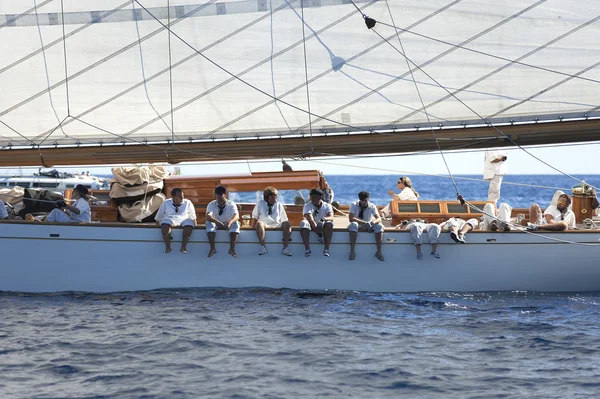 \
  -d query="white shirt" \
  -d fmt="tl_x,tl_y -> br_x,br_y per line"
349,200 -> 379,222
207,199 -> 238,224
252,200 -> 288,227
155,198 -> 196,224
303,201 -> 333,221
69,197 -> 91,223
543,205 -> 576,229
483,150 -> 508,180
0,199 -> 8,219
397,189 -> 417,200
